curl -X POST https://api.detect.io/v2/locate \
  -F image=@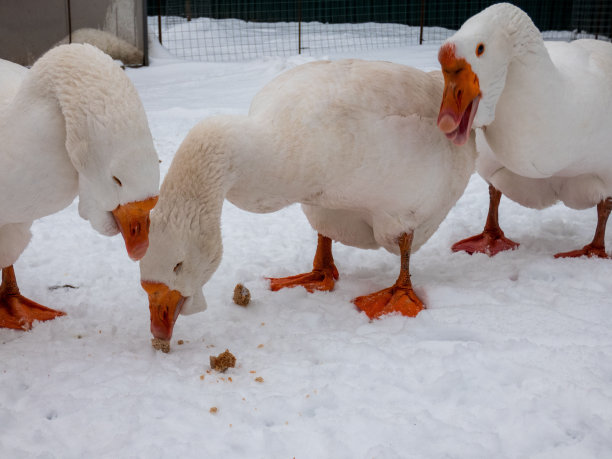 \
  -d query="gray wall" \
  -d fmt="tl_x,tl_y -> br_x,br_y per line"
0,0 -> 146,66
